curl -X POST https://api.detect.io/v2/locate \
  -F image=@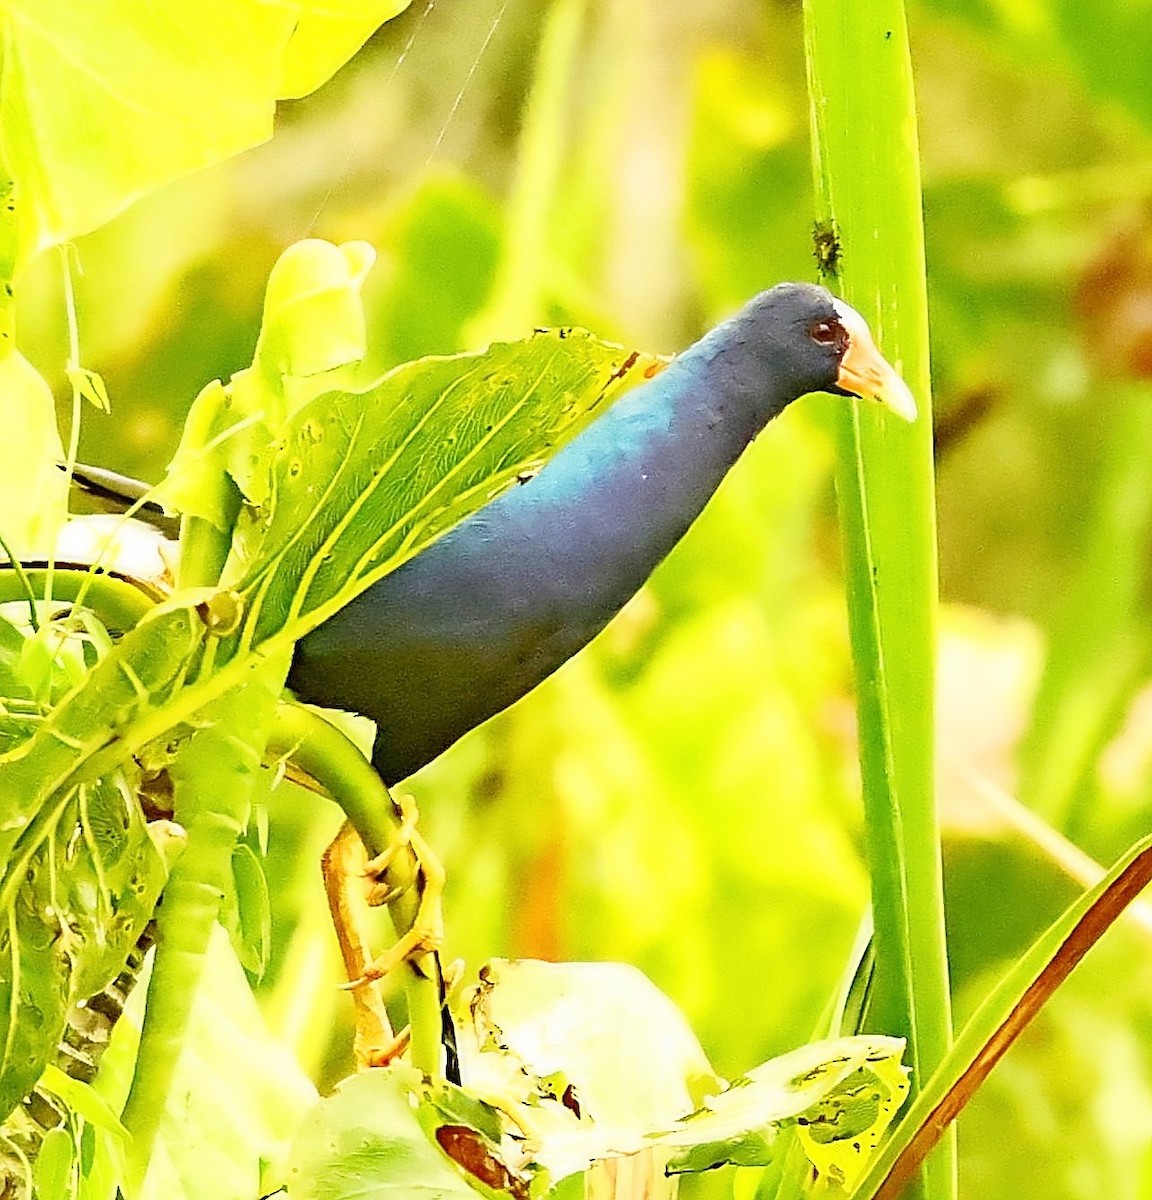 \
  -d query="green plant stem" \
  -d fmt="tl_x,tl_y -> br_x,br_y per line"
0,566 -> 157,632
854,835 -> 1152,1199
120,657 -> 285,1193
802,3 -> 952,1198
0,542 -> 40,628
269,702 -> 444,1078
178,511 -> 238,591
